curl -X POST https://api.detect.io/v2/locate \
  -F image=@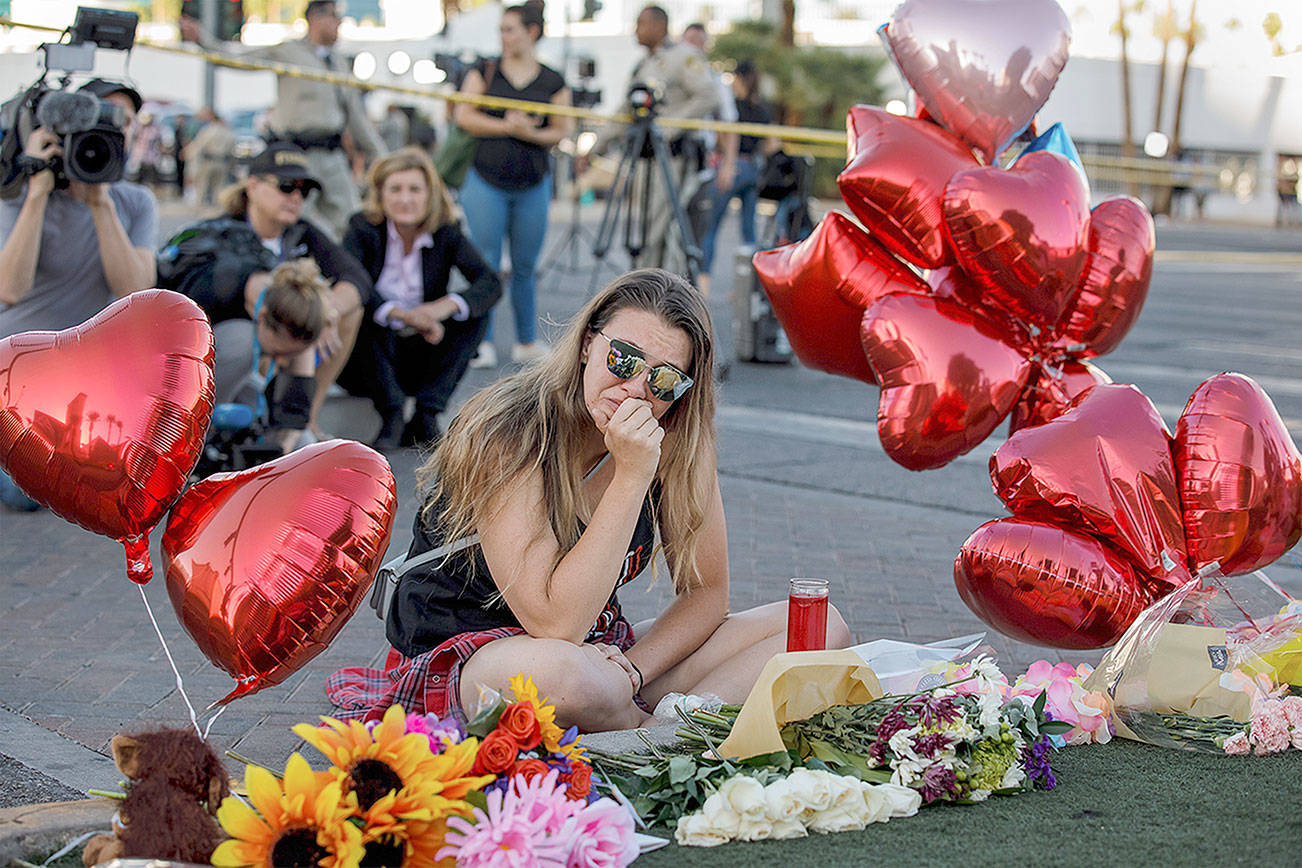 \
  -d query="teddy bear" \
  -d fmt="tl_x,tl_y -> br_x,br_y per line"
82,728 -> 230,867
